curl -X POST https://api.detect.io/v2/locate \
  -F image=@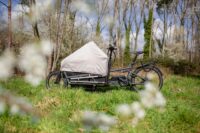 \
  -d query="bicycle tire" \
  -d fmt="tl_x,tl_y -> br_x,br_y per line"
130,66 -> 163,91
46,71 -> 61,89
